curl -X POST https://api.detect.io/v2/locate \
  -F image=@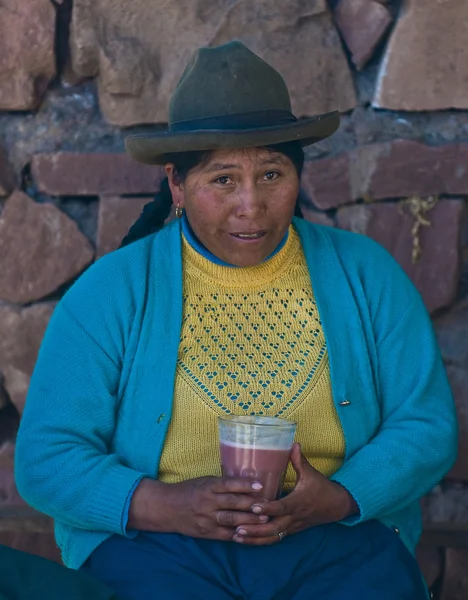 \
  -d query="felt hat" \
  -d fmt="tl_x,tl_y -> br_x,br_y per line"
125,41 -> 340,165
